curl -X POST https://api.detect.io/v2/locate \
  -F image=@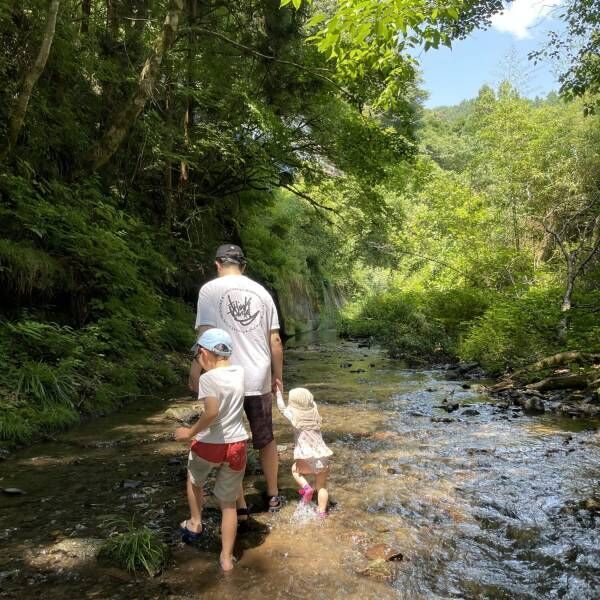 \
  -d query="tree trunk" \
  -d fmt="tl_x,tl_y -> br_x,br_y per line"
1,0 -> 60,157
558,257 -> 576,340
81,0 -> 91,34
106,0 -> 119,39
180,0 -> 198,187
526,374 -> 589,392
86,0 -> 184,171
